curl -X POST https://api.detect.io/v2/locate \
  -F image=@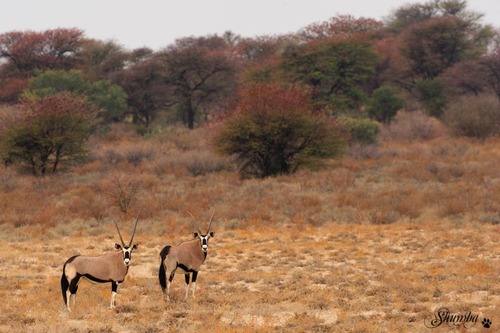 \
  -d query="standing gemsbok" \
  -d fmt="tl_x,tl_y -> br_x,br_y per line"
60,216 -> 139,311
159,212 -> 215,301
